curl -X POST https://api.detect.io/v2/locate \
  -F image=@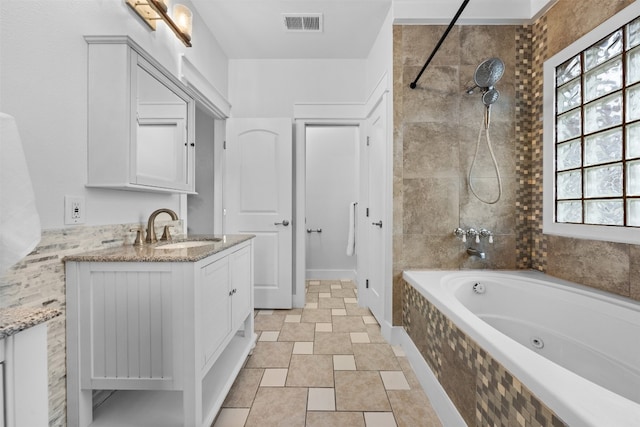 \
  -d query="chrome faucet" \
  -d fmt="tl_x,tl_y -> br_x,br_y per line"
466,247 -> 486,259
145,208 -> 179,244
